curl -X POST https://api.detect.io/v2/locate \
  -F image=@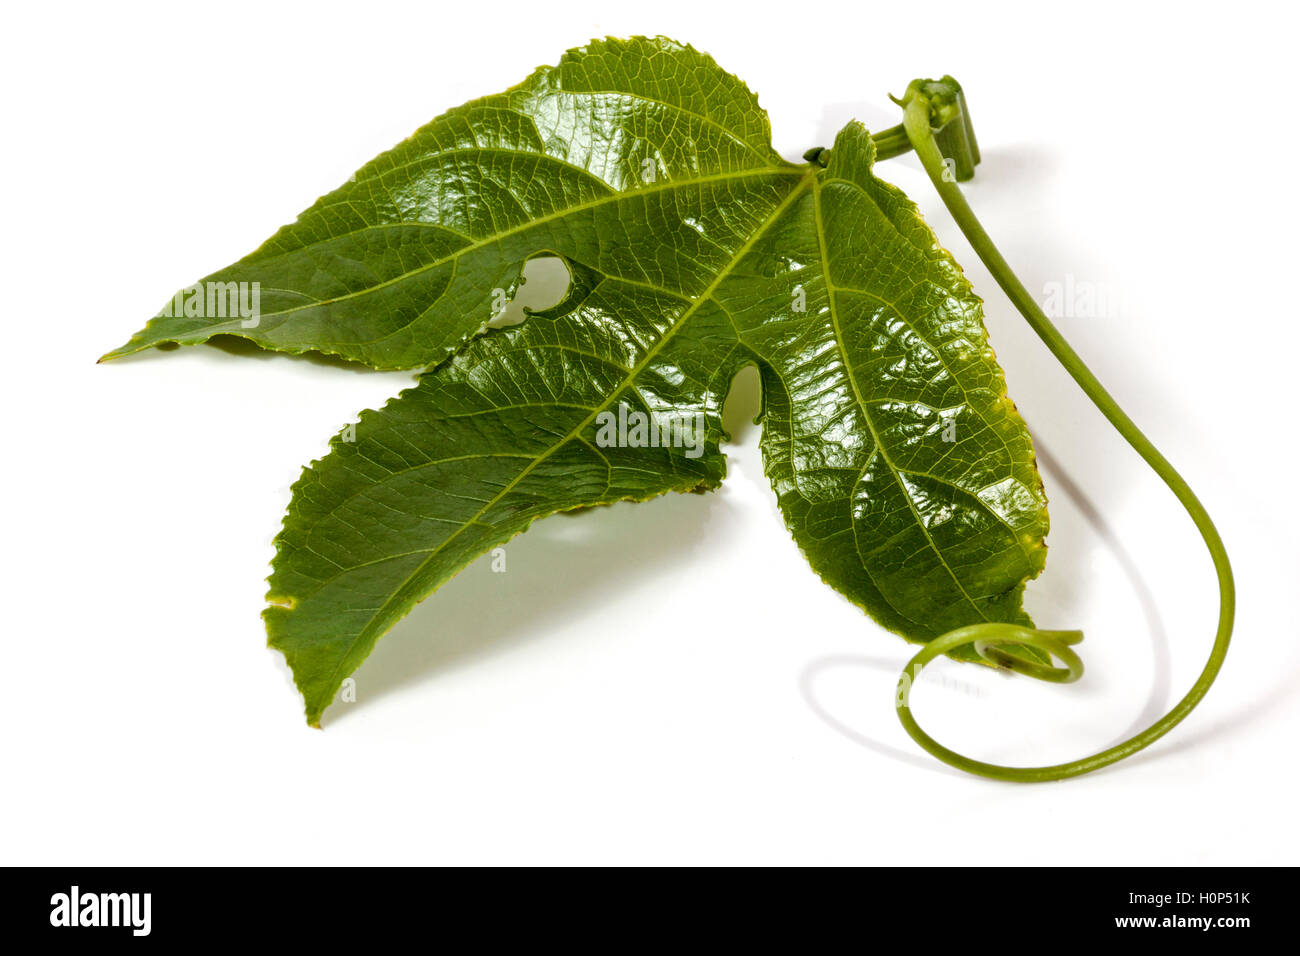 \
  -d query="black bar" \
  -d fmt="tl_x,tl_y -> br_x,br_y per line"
3,866 -> 1289,943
